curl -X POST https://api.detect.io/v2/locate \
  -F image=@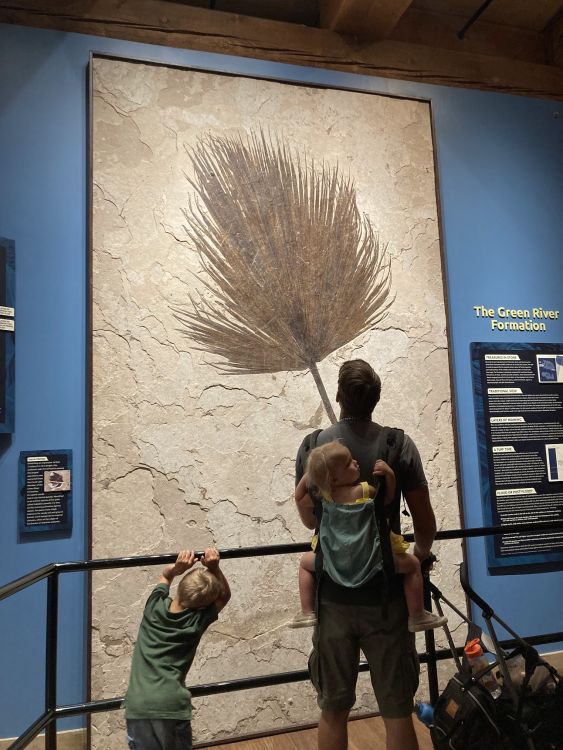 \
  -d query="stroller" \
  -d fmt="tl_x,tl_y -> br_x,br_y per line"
425,563 -> 563,750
